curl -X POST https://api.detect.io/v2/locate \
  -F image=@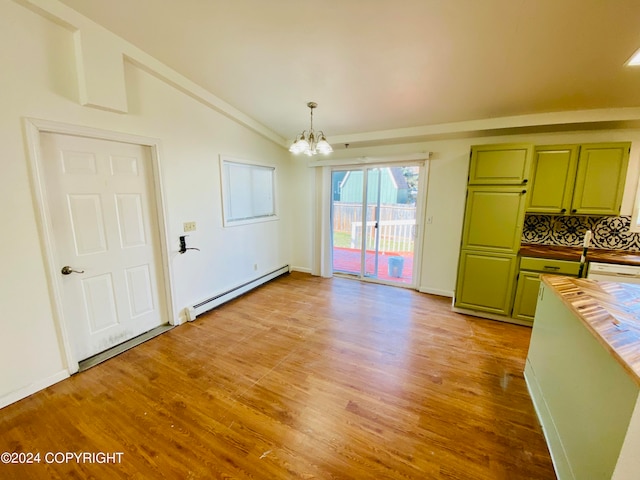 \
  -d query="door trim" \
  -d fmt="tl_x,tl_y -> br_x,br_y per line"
23,118 -> 176,374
